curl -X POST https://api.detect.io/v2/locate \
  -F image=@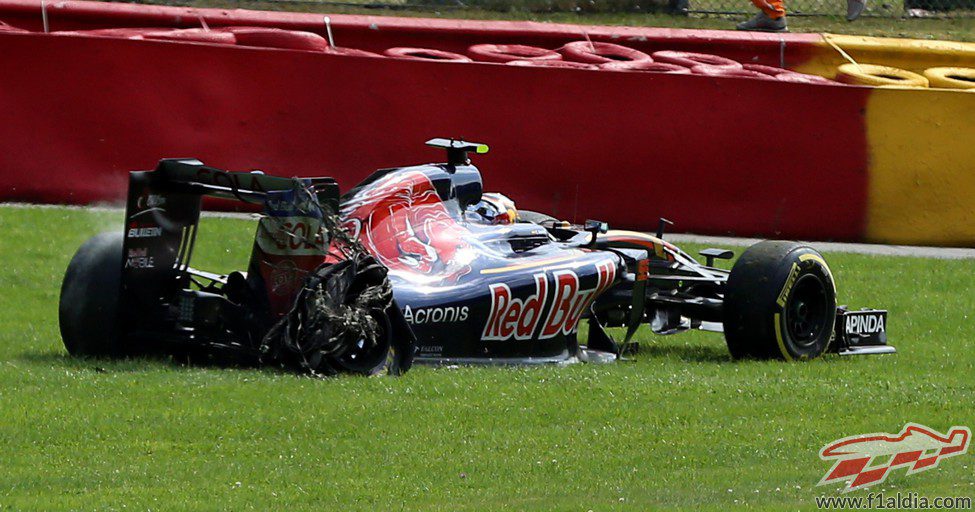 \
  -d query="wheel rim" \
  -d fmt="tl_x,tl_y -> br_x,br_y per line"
331,309 -> 391,374
784,274 -> 830,347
